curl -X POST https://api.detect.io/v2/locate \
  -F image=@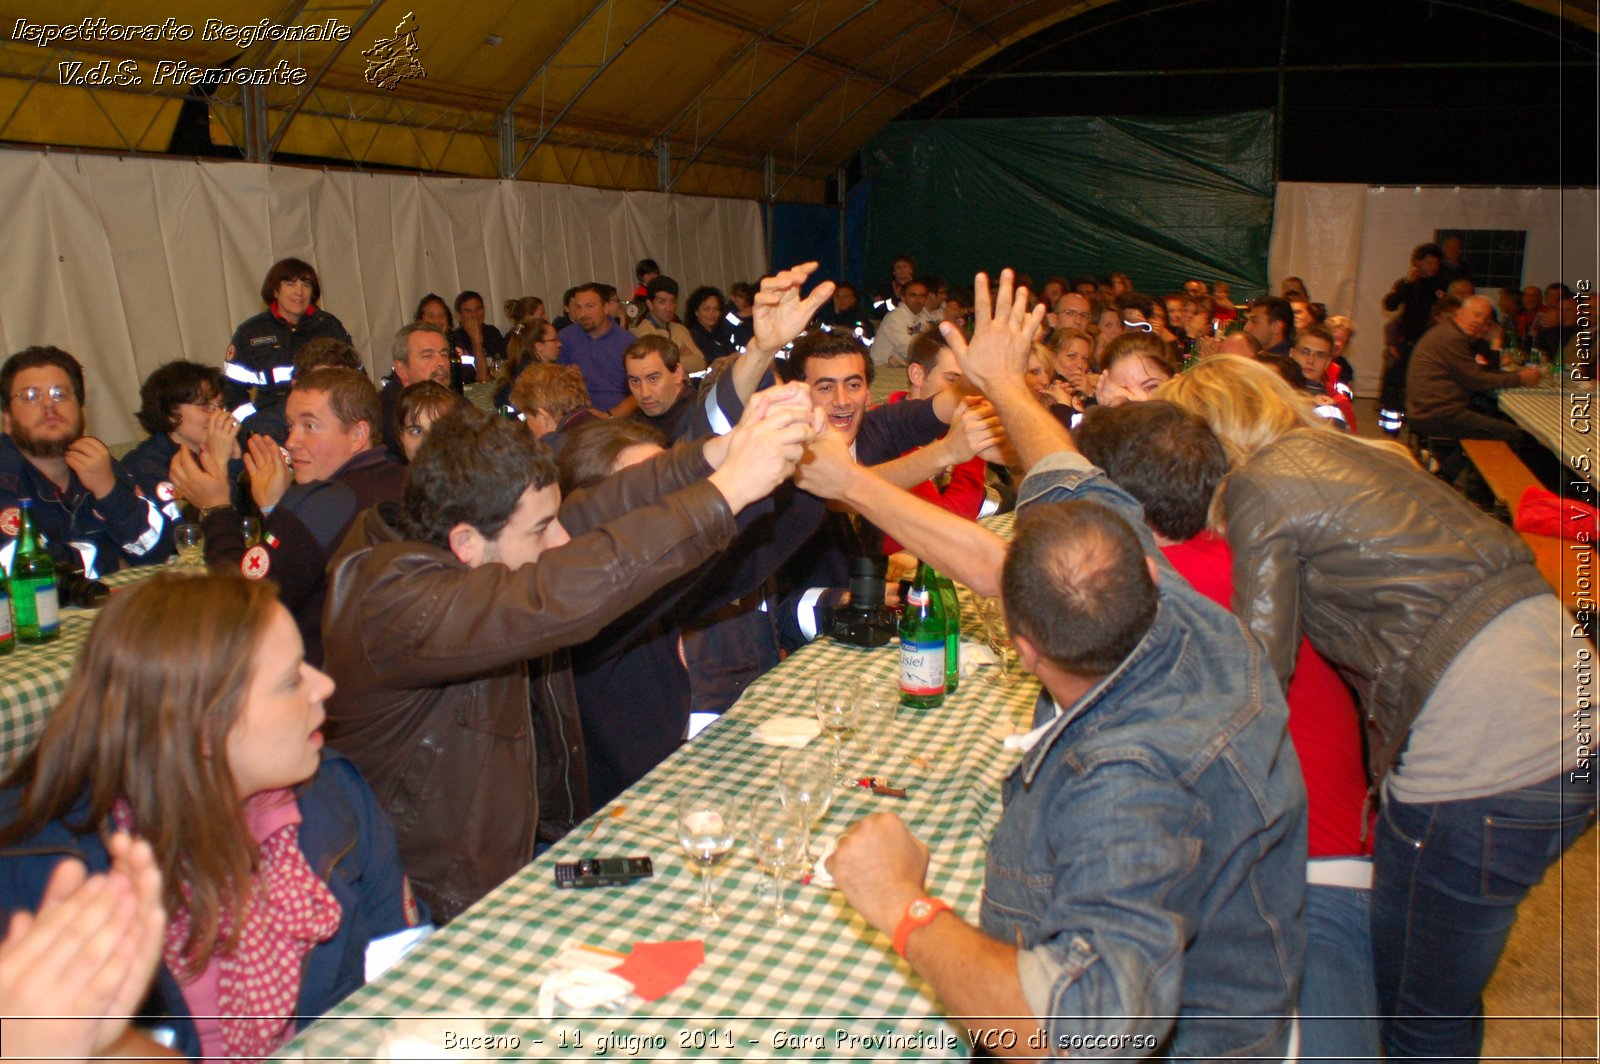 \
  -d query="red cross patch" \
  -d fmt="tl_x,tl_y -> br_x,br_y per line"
0,508 -> 18,537
156,481 -> 176,503
240,544 -> 271,580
